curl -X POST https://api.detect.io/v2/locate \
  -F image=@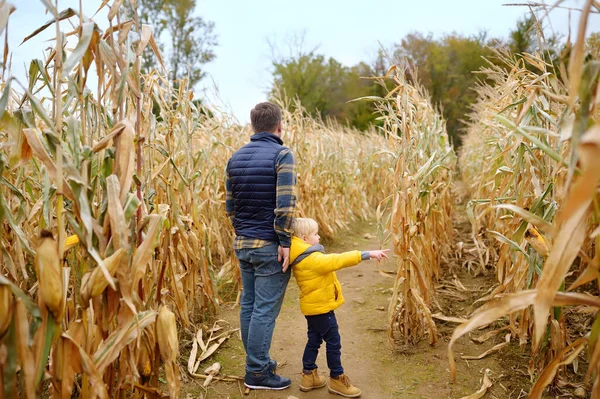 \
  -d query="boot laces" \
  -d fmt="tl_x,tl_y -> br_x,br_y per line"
339,374 -> 351,387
